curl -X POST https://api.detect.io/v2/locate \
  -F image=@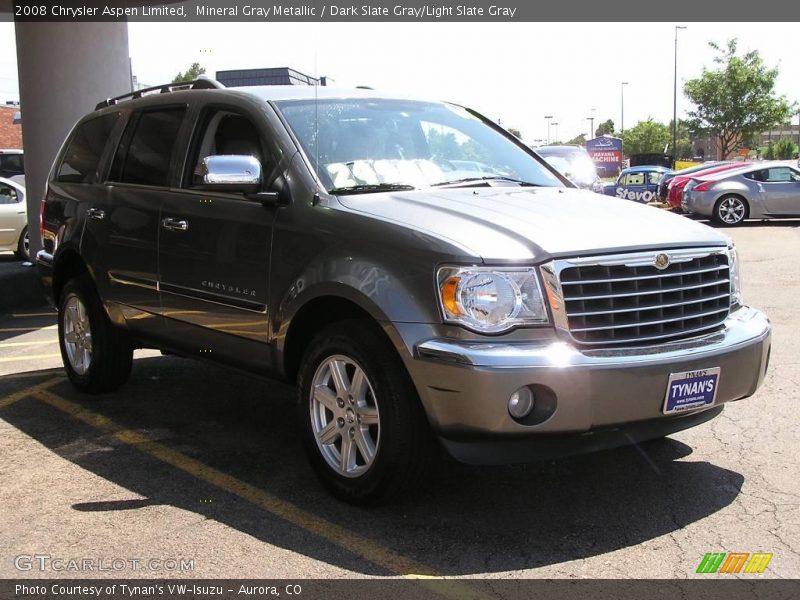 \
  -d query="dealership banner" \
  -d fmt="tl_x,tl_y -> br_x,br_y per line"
9,0 -> 800,21
585,135 -> 623,177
